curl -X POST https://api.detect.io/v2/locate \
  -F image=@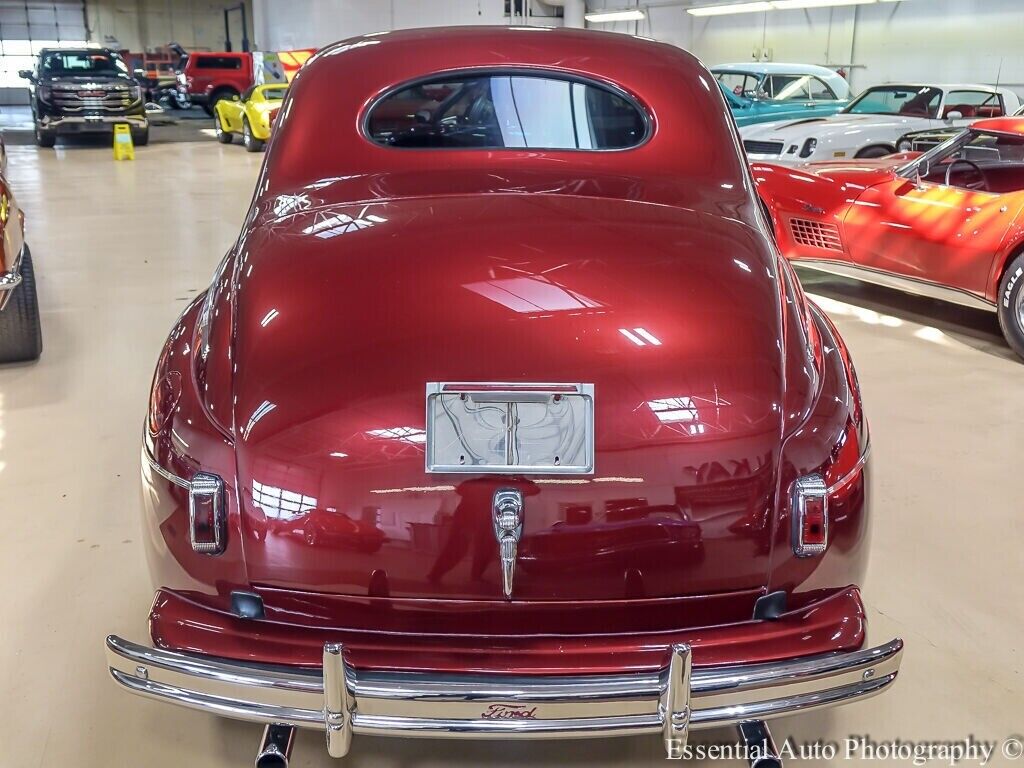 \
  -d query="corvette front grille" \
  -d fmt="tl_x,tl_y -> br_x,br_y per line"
790,218 -> 843,252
